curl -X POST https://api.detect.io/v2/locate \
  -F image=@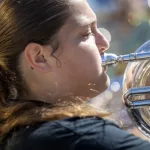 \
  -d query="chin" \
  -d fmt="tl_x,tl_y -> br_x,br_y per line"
81,74 -> 110,99
93,74 -> 110,96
